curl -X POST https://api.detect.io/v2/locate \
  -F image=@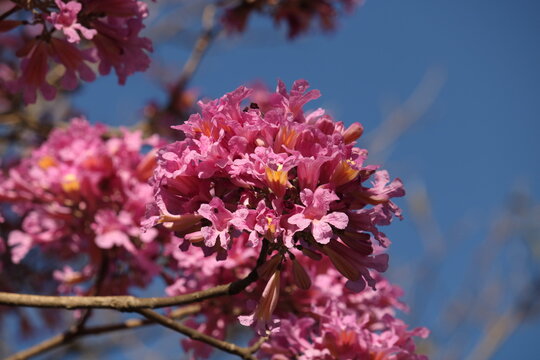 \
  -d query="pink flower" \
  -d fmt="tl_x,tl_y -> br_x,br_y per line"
198,197 -> 248,249
288,187 -> 349,245
239,270 -> 281,331
47,0 -> 97,43
5,0 -> 151,103
258,270 -> 429,360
